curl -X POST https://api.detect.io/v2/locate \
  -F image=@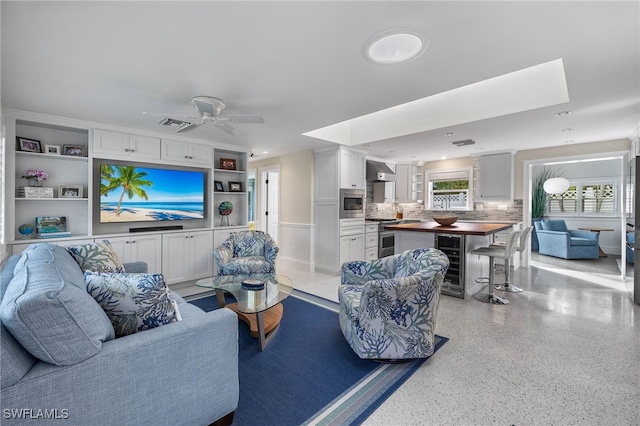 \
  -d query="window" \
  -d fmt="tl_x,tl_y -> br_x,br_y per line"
548,180 -> 616,216
426,167 -> 473,211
